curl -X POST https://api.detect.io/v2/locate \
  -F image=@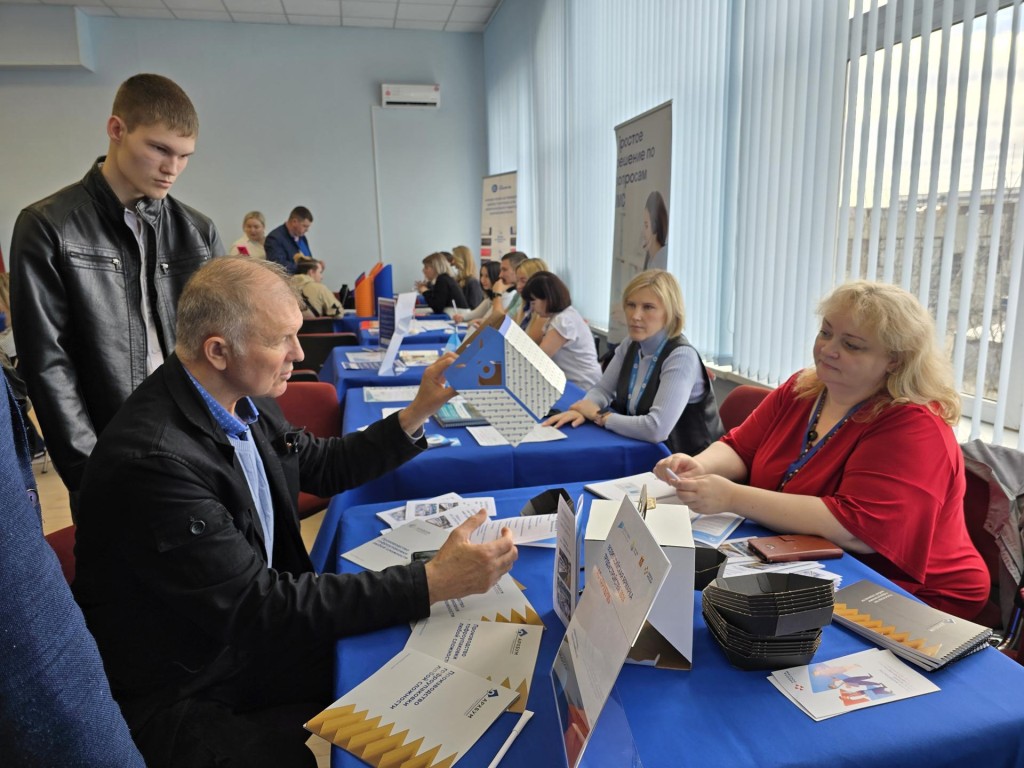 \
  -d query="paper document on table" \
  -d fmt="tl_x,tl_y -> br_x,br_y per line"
341,520 -> 450,571
305,648 -> 517,764
466,424 -> 567,446
447,315 -> 565,446
429,573 -> 543,626
391,497 -> 497,529
768,648 -> 939,721
689,511 -> 743,547
346,350 -> 385,363
584,472 -> 678,504
405,618 -> 543,714
413,319 -> 455,332
469,514 -> 558,545
374,492 -> 463,528
363,386 -> 420,402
